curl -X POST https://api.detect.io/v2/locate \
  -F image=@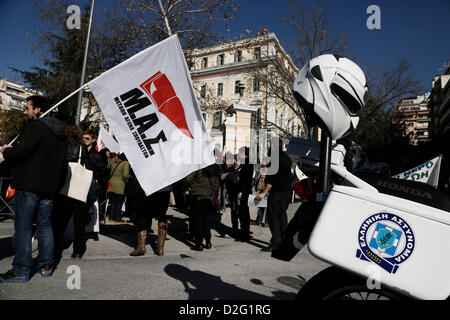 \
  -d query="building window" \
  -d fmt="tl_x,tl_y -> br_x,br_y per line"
217,83 -> 224,97
234,50 -> 242,63
254,47 -> 261,60
253,78 -> 260,92
234,80 -> 241,94
275,110 -> 278,125
251,112 -> 257,130
217,54 -> 224,66
202,57 -> 208,68
200,85 -> 206,98
212,111 -> 222,129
